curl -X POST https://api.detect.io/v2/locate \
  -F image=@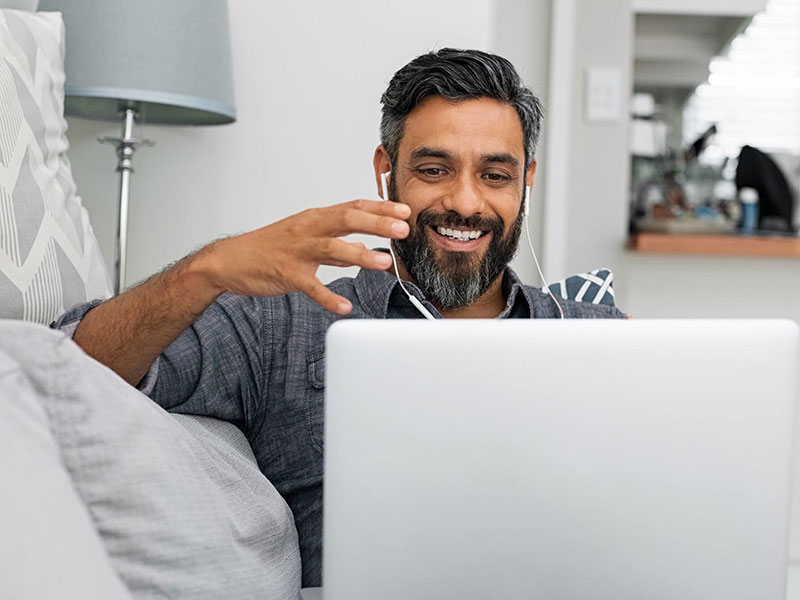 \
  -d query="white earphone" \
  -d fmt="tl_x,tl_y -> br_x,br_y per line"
524,184 -> 531,217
